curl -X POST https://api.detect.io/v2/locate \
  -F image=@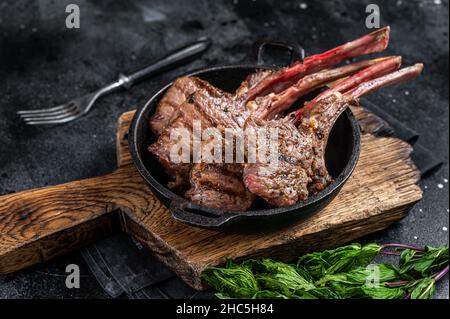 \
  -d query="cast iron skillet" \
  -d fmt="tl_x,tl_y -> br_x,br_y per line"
129,41 -> 361,230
